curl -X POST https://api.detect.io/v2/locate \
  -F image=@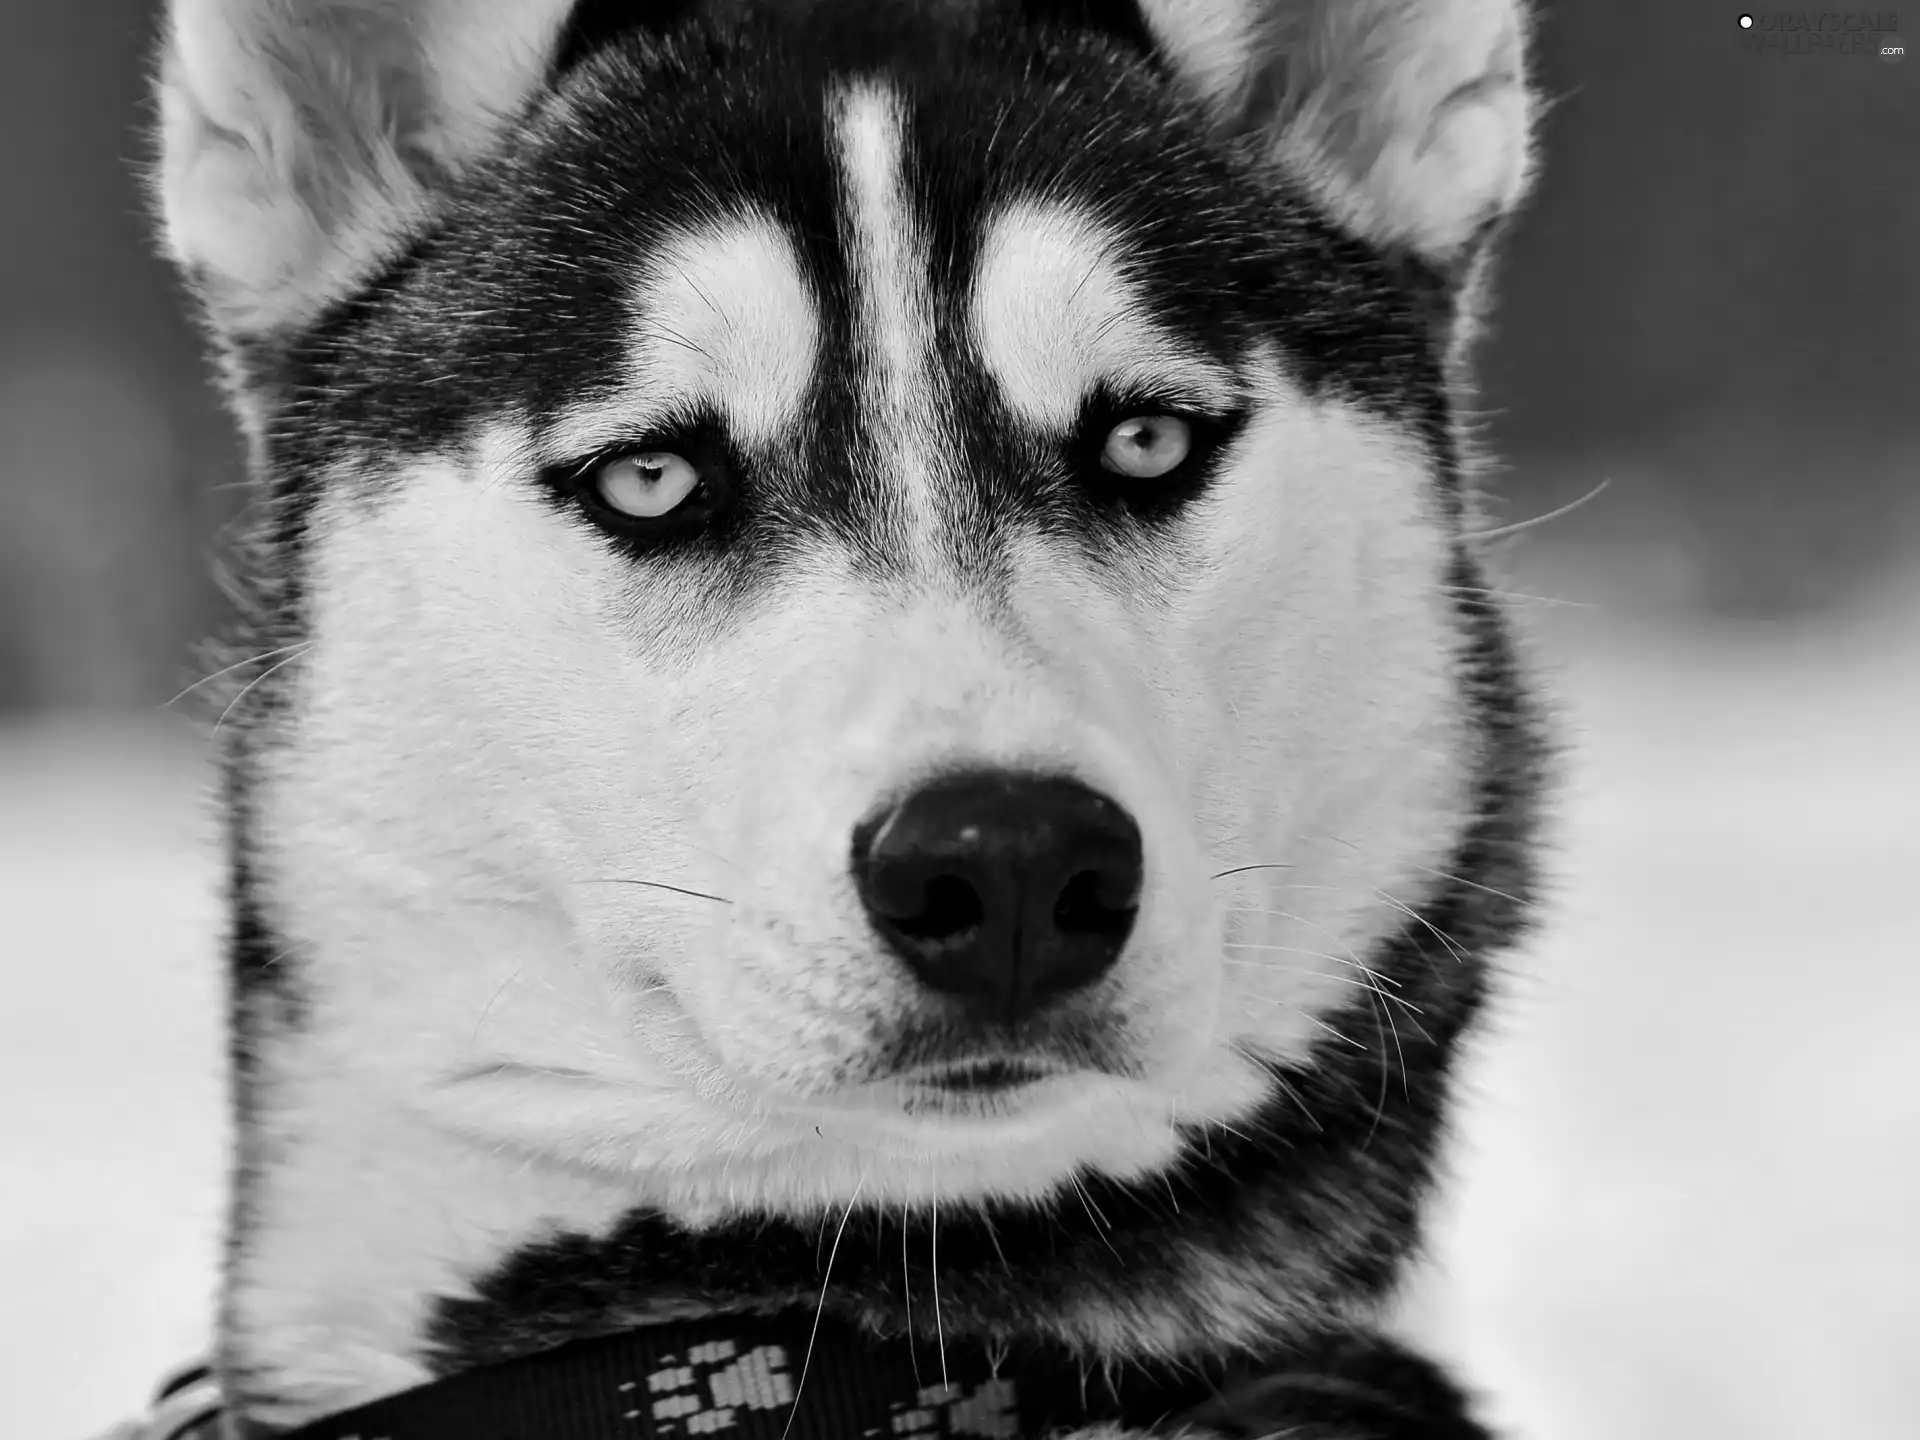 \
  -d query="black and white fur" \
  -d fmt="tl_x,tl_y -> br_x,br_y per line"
154,0 -> 1549,1433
